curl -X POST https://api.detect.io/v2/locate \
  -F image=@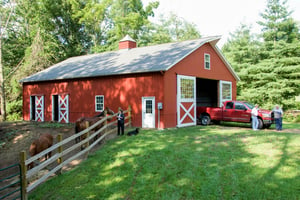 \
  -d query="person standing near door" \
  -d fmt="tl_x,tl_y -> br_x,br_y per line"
117,108 -> 125,135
